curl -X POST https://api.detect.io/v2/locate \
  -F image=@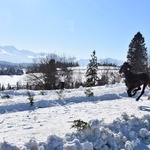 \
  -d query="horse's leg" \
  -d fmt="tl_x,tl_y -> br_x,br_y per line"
136,87 -> 141,91
136,84 -> 146,101
127,87 -> 136,97
128,87 -> 141,97
127,88 -> 132,97
133,87 -> 141,93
